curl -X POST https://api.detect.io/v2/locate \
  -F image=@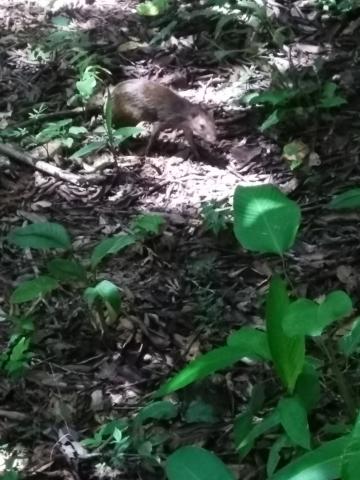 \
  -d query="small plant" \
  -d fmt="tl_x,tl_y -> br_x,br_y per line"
201,200 -> 232,235
83,400 -> 179,469
150,184 -> 360,477
0,334 -> 33,377
71,92 -> 142,159
244,80 -> 347,131
33,118 -> 88,149
4,213 -> 166,350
